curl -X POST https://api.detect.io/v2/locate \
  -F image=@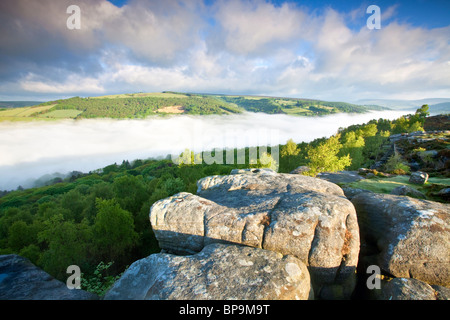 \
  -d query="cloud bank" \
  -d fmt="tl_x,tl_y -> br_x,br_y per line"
0,0 -> 449,101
